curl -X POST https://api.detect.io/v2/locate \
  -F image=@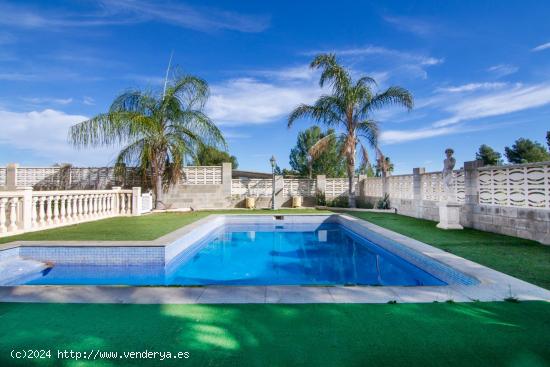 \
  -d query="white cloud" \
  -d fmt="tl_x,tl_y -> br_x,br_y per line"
532,42 -> 550,52
487,64 -> 518,77
436,82 -> 507,93
379,81 -> 550,144
310,45 -> 444,67
83,96 -> 95,106
207,78 -> 323,126
381,126 -> 461,144
433,83 -> 550,127
20,97 -> 73,105
0,109 -> 117,165
254,65 -> 318,81
383,16 -> 434,36
0,1 -> 269,33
